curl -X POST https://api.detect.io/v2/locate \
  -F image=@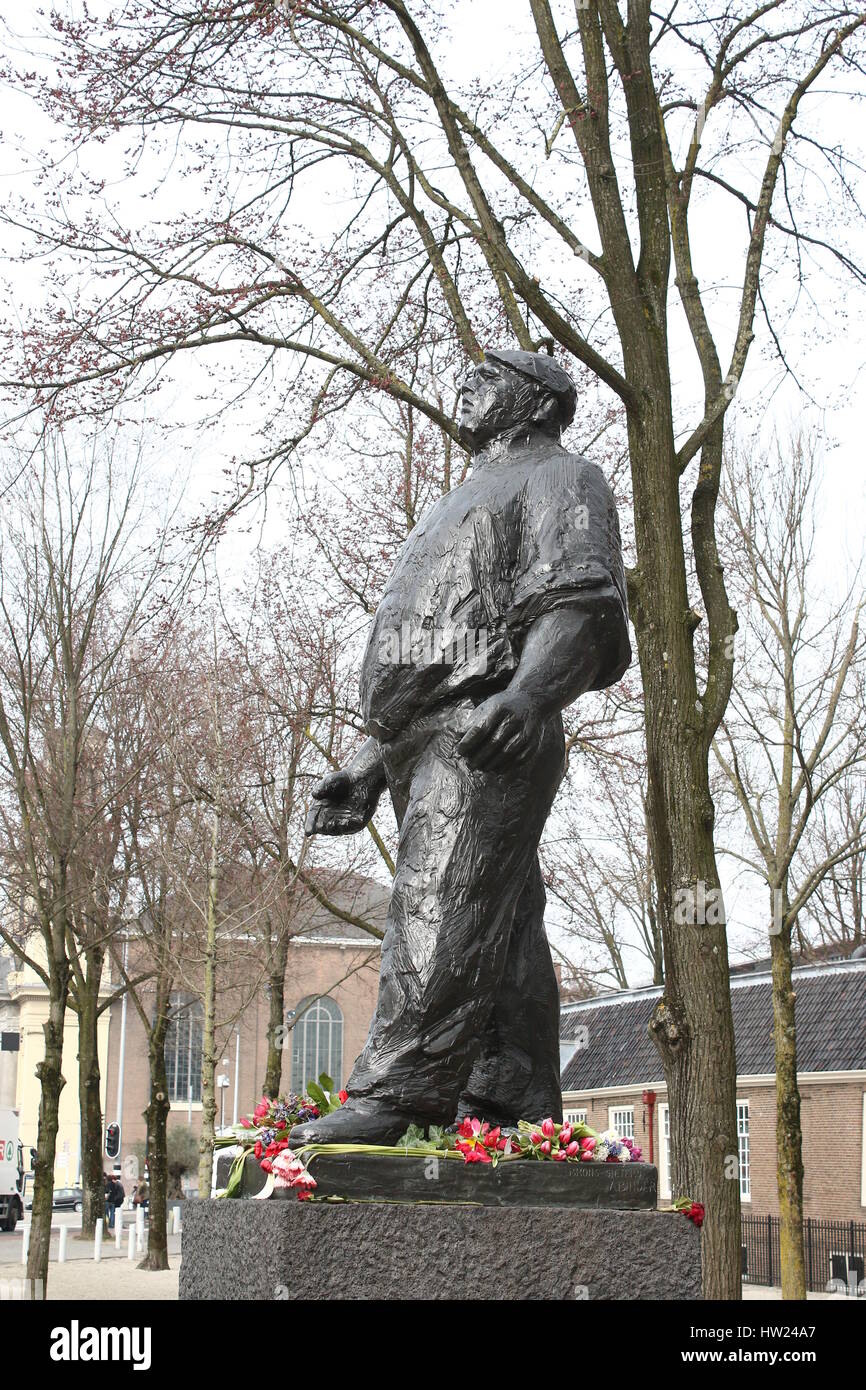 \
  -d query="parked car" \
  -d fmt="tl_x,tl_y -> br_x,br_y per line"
51,1186 -> 83,1212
